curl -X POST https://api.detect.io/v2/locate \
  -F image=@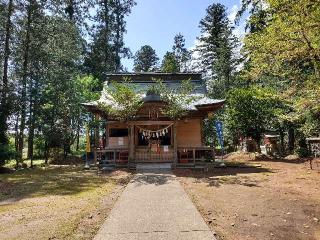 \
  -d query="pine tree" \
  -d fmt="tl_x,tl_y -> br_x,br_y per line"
235,0 -> 268,33
196,3 -> 239,98
0,0 -> 14,164
161,52 -> 179,73
84,0 -> 135,81
111,0 -> 135,71
17,0 -> 36,161
0,1 -> 6,78
172,33 -> 190,72
133,45 -> 159,72
36,16 -> 83,160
